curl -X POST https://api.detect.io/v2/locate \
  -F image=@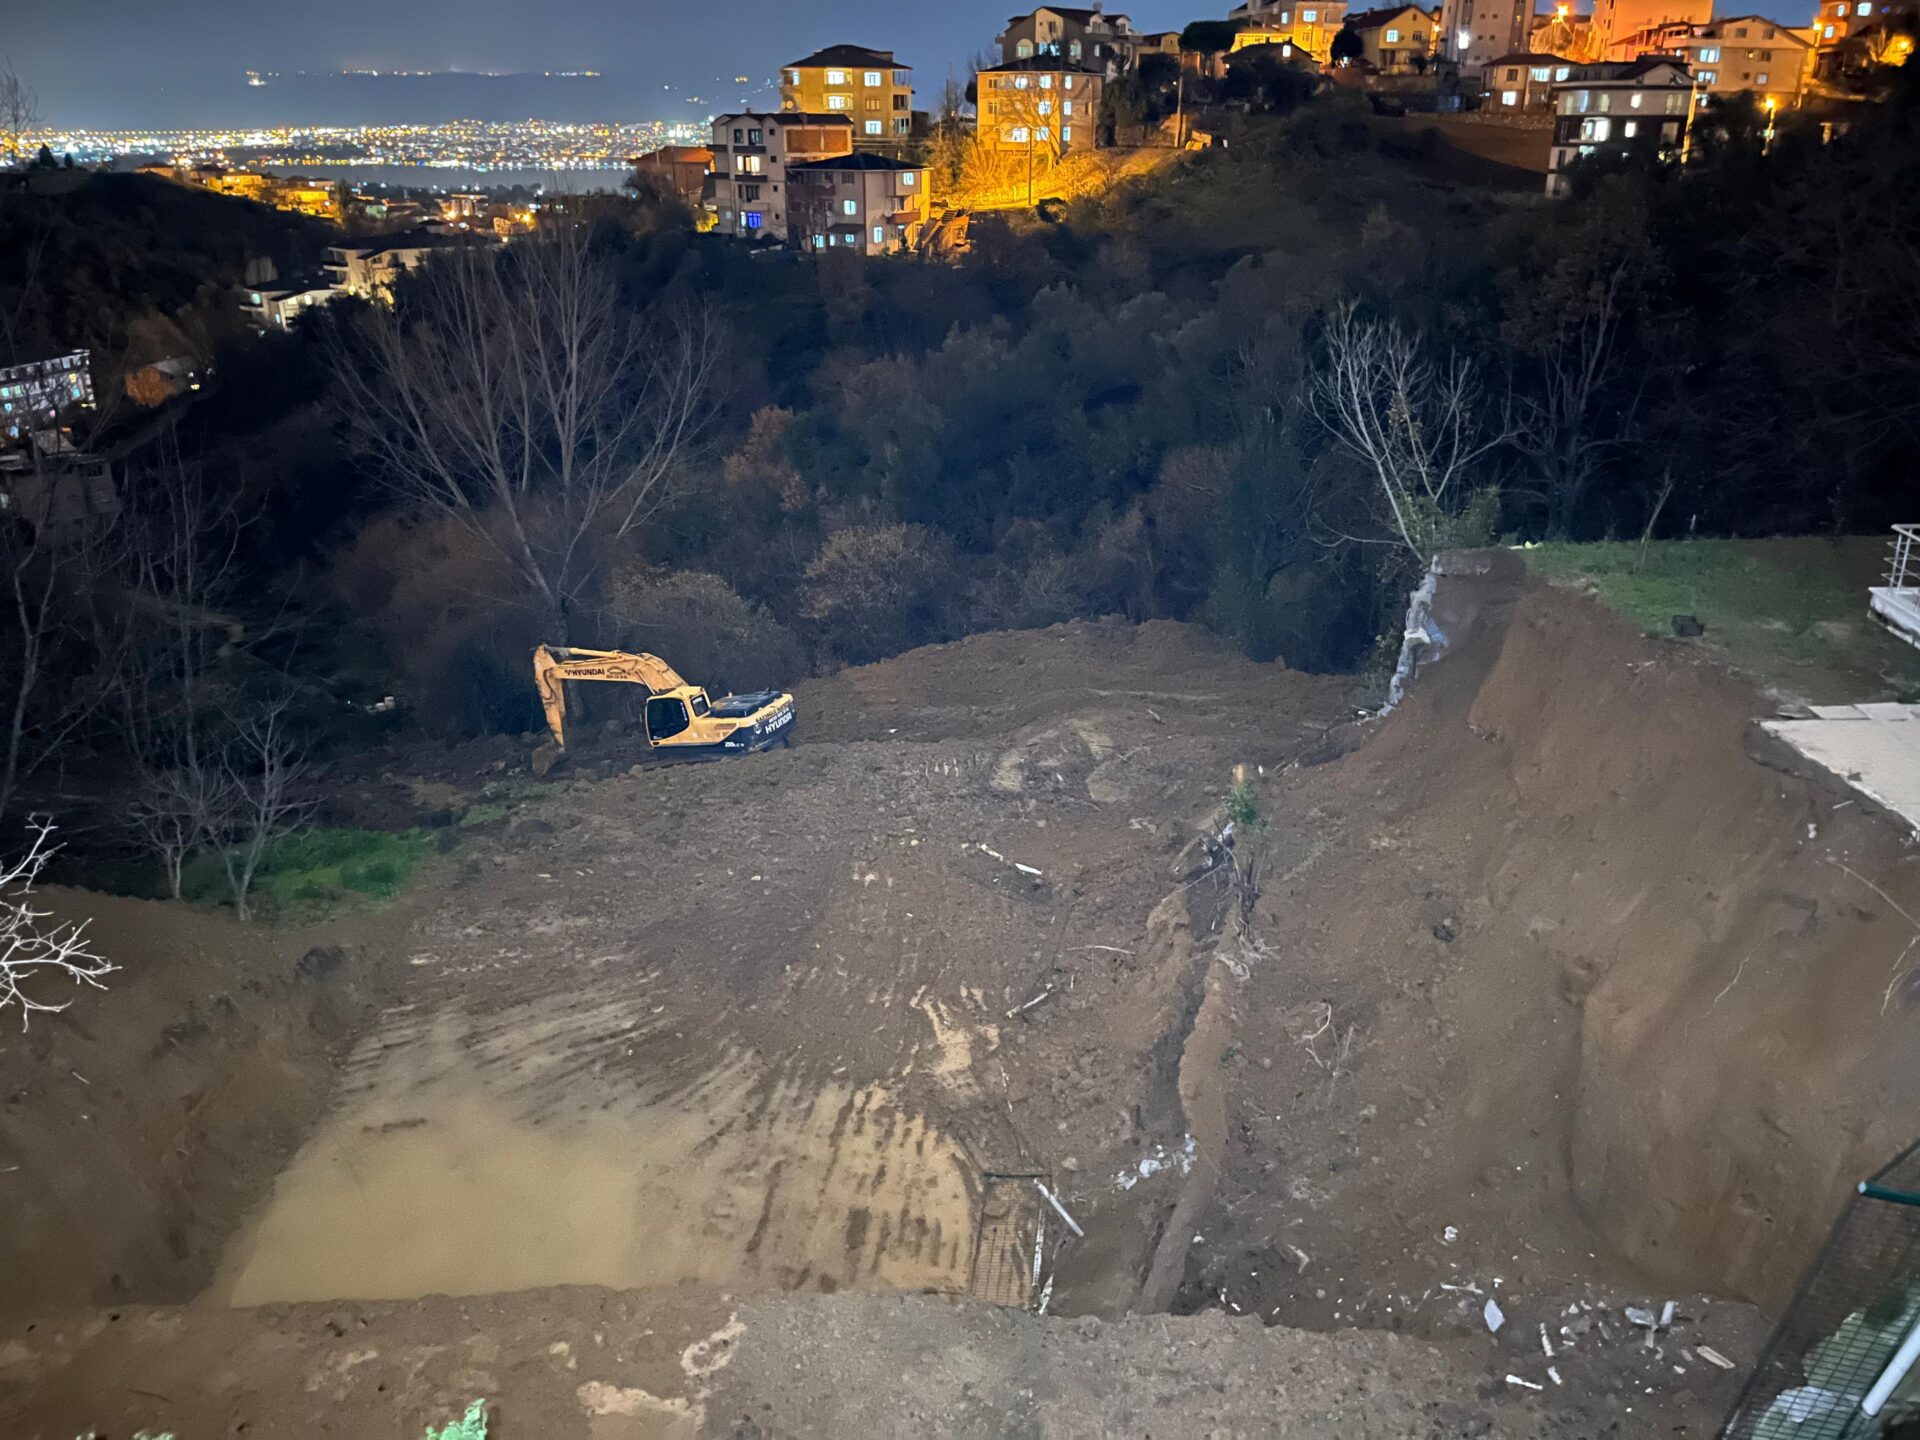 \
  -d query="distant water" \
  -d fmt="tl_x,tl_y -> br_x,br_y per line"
256,164 -> 629,194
